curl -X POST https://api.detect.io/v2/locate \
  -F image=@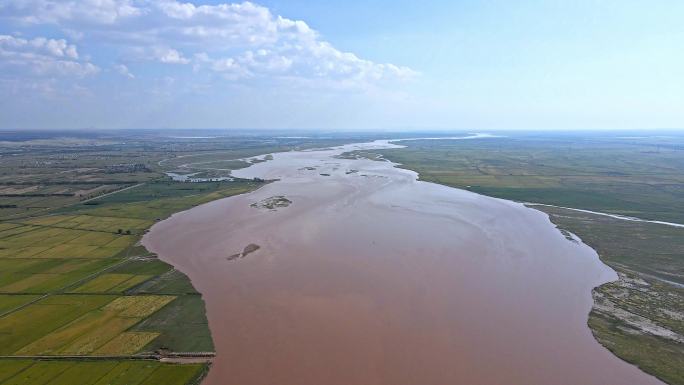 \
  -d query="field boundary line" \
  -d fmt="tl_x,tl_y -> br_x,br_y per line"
0,351 -> 215,361
0,256 -> 133,318
79,183 -> 146,204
